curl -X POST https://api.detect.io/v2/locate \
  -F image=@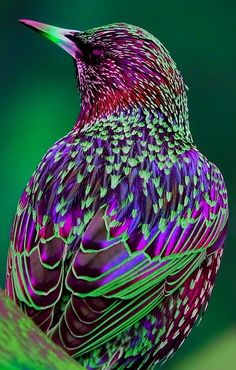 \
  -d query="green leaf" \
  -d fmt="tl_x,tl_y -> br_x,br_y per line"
0,290 -> 85,370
